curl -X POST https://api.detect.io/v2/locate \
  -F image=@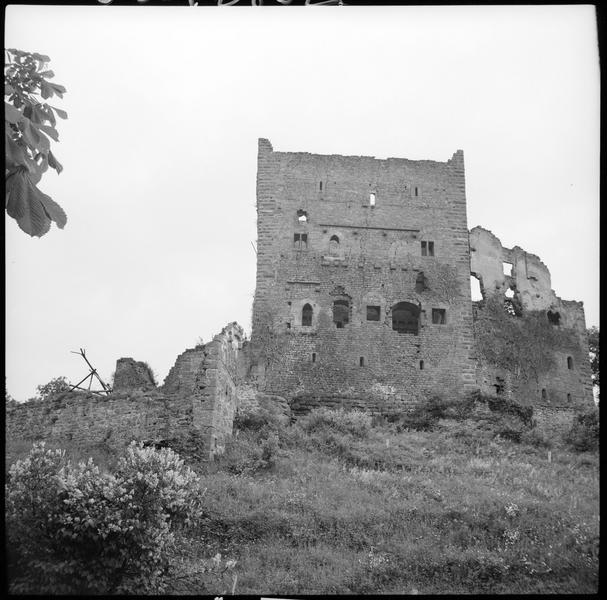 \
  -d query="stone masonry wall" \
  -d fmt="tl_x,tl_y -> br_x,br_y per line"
470,227 -> 593,410
113,358 -> 156,392
251,138 -> 477,413
188,322 -> 245,457
6,390 -> 198,451
6,322 -> 247,462
163,347 -> 207,395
